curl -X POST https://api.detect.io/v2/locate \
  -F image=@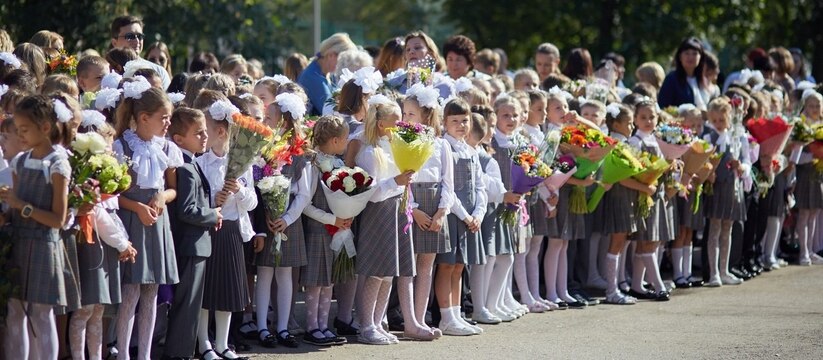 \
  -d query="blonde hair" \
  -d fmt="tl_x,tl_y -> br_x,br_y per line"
513,68 -> 539,87
182,73 -> 211,106
284,53 -> 308,81
13,43 -> 47,86
708,96 -> 731,114
363,101 -> 399,171
29,30 -> 63,51
205,73 -> 236,97
319,33 -> 357,57
580,99 -> 606,118
404,31 -> 444,71
493,94 -> 522,114
460,87 -> 489,108
41,74 -> 80,99
0,29 -> 13,53
403,96 -> 442,136
220,54 -> 248,74
635,62 -> 666,89
312,115 -> 348,147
